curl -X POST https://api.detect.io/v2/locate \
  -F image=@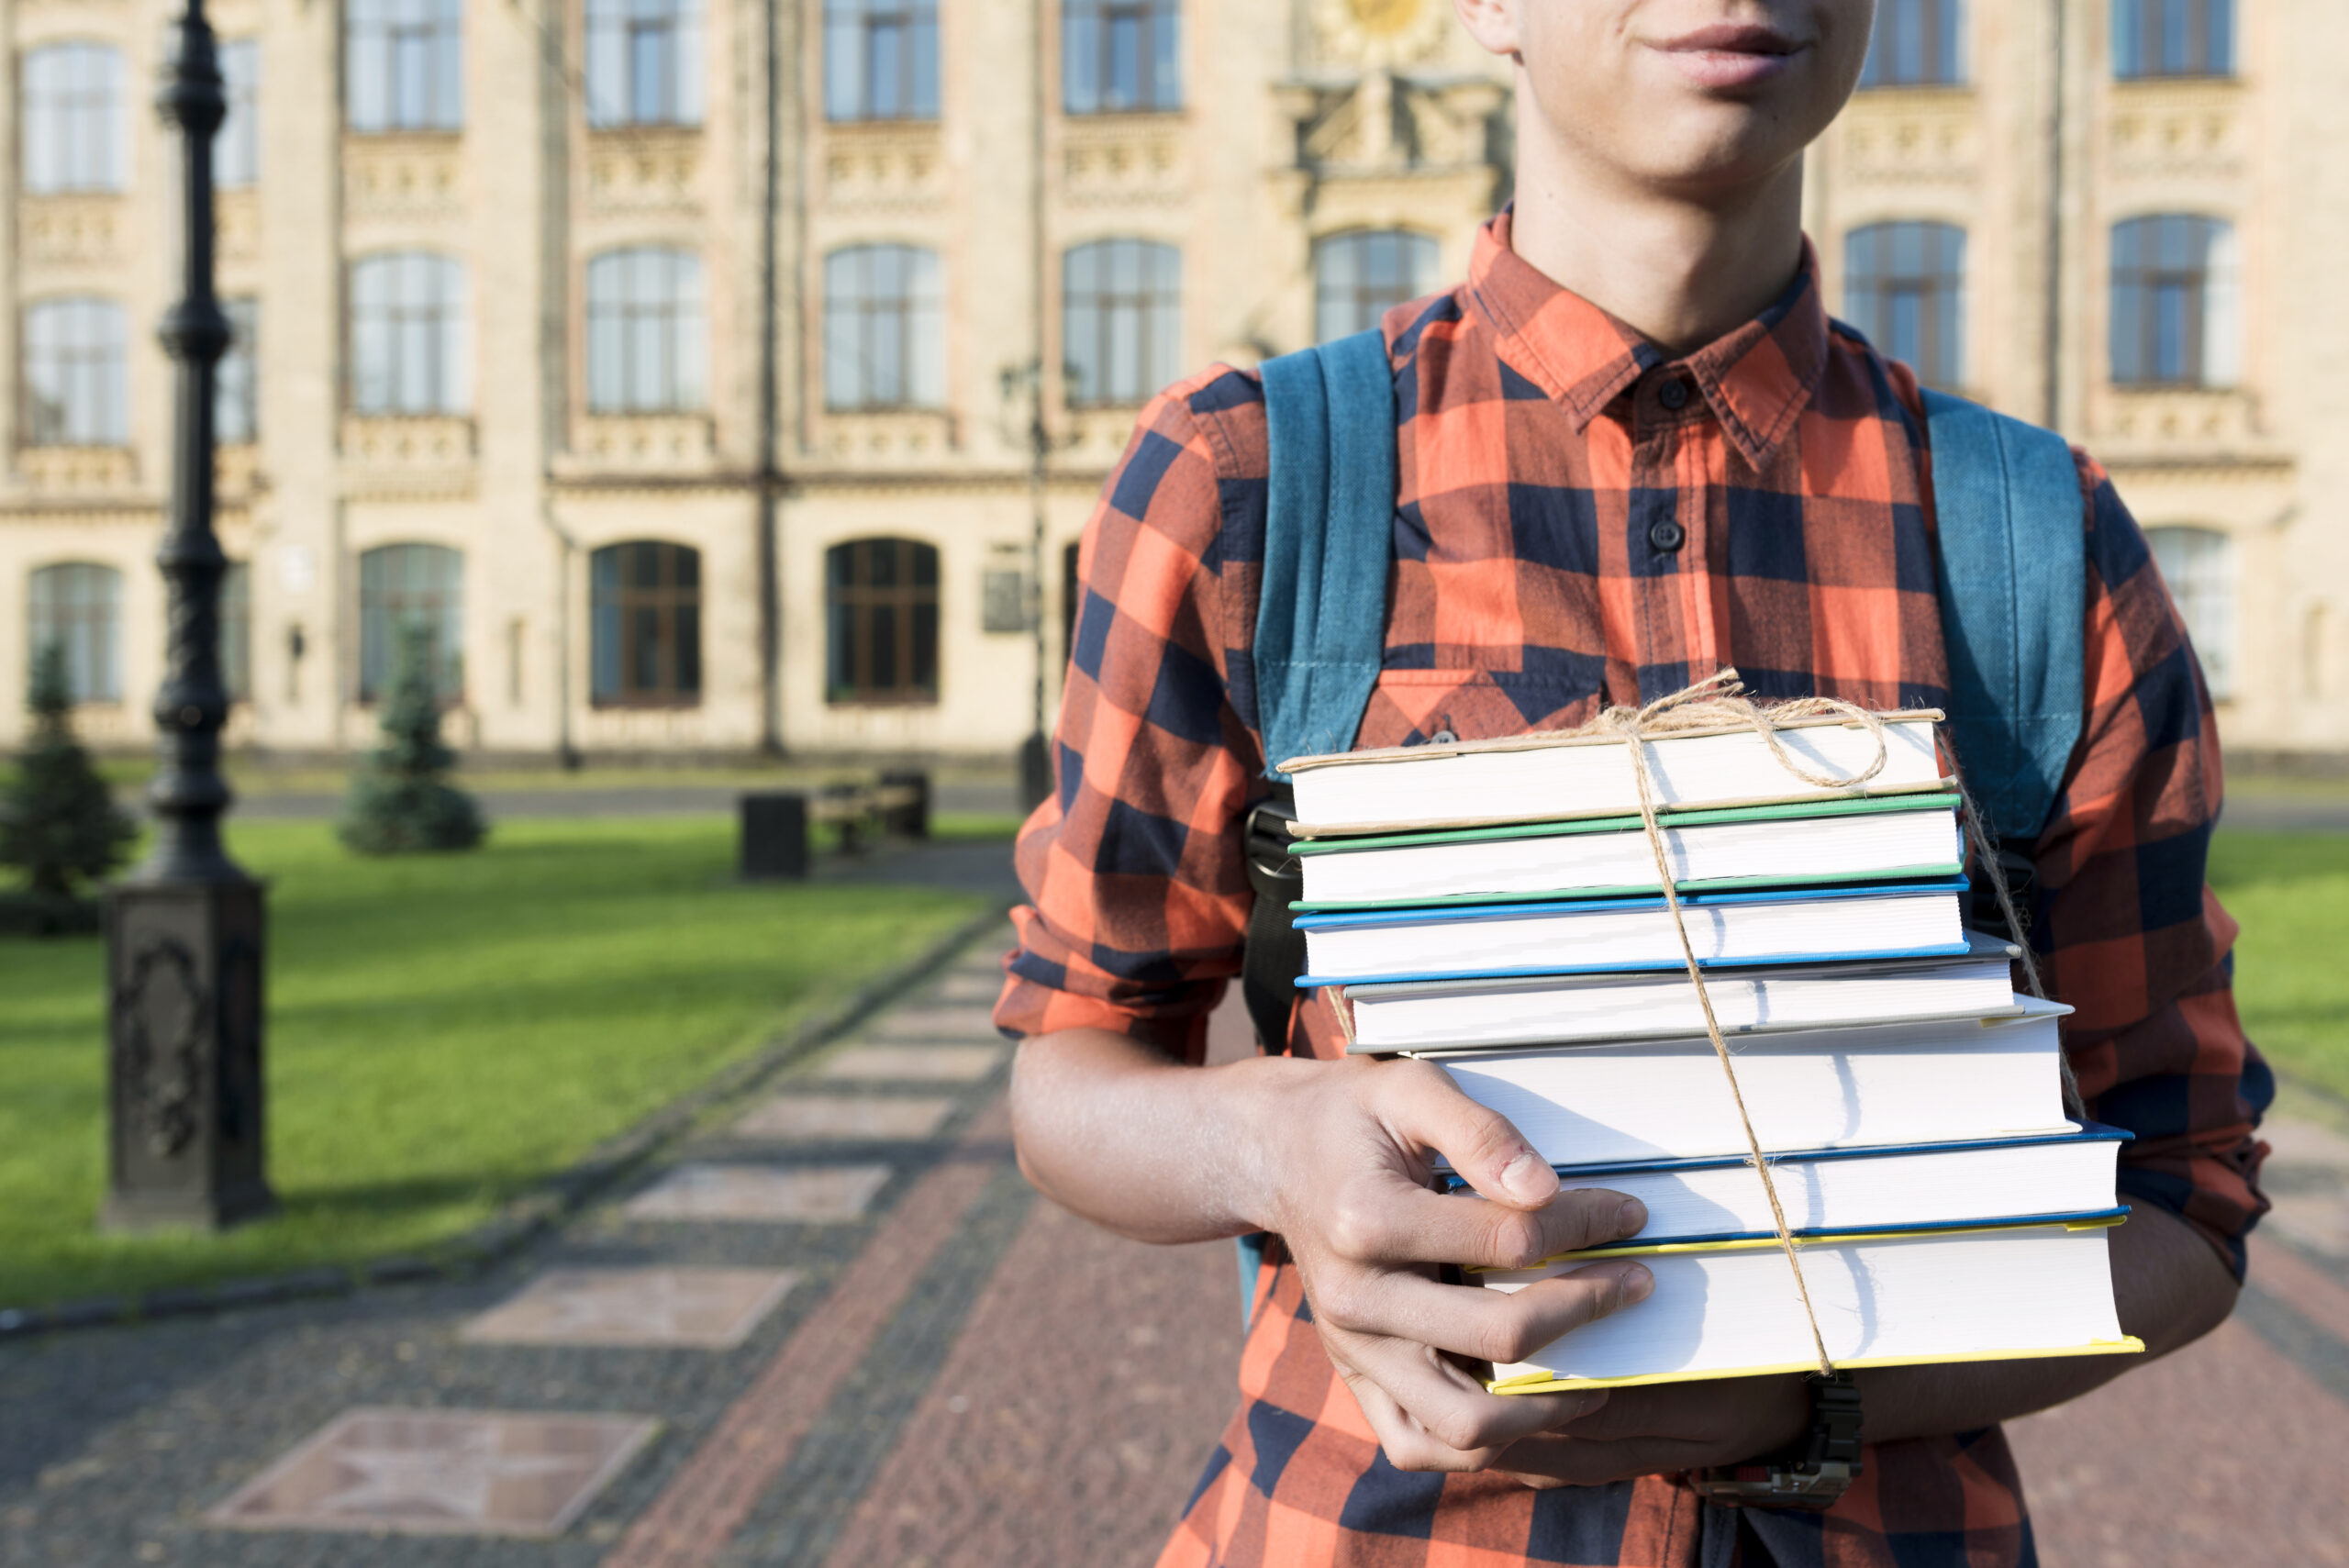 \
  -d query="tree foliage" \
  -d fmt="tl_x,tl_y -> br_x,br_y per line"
338,622 -> 484,855
0,642 -> 139,907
